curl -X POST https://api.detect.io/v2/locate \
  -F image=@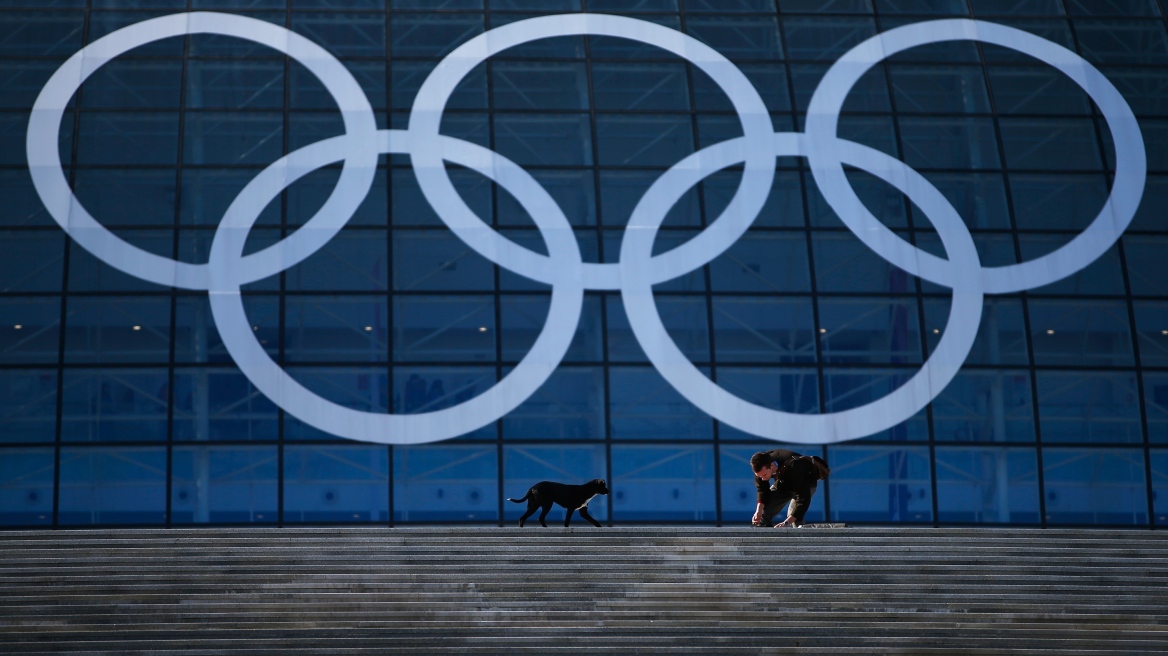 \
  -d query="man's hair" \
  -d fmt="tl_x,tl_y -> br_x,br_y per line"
749,451 -> 773,473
